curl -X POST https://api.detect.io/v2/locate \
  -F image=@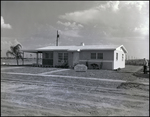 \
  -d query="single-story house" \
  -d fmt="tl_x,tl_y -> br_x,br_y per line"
22,44 -> 128,70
